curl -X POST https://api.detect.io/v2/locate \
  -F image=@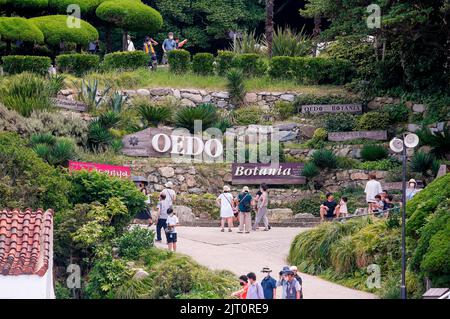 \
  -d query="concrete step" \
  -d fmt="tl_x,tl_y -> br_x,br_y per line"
181,218 -> 320,228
